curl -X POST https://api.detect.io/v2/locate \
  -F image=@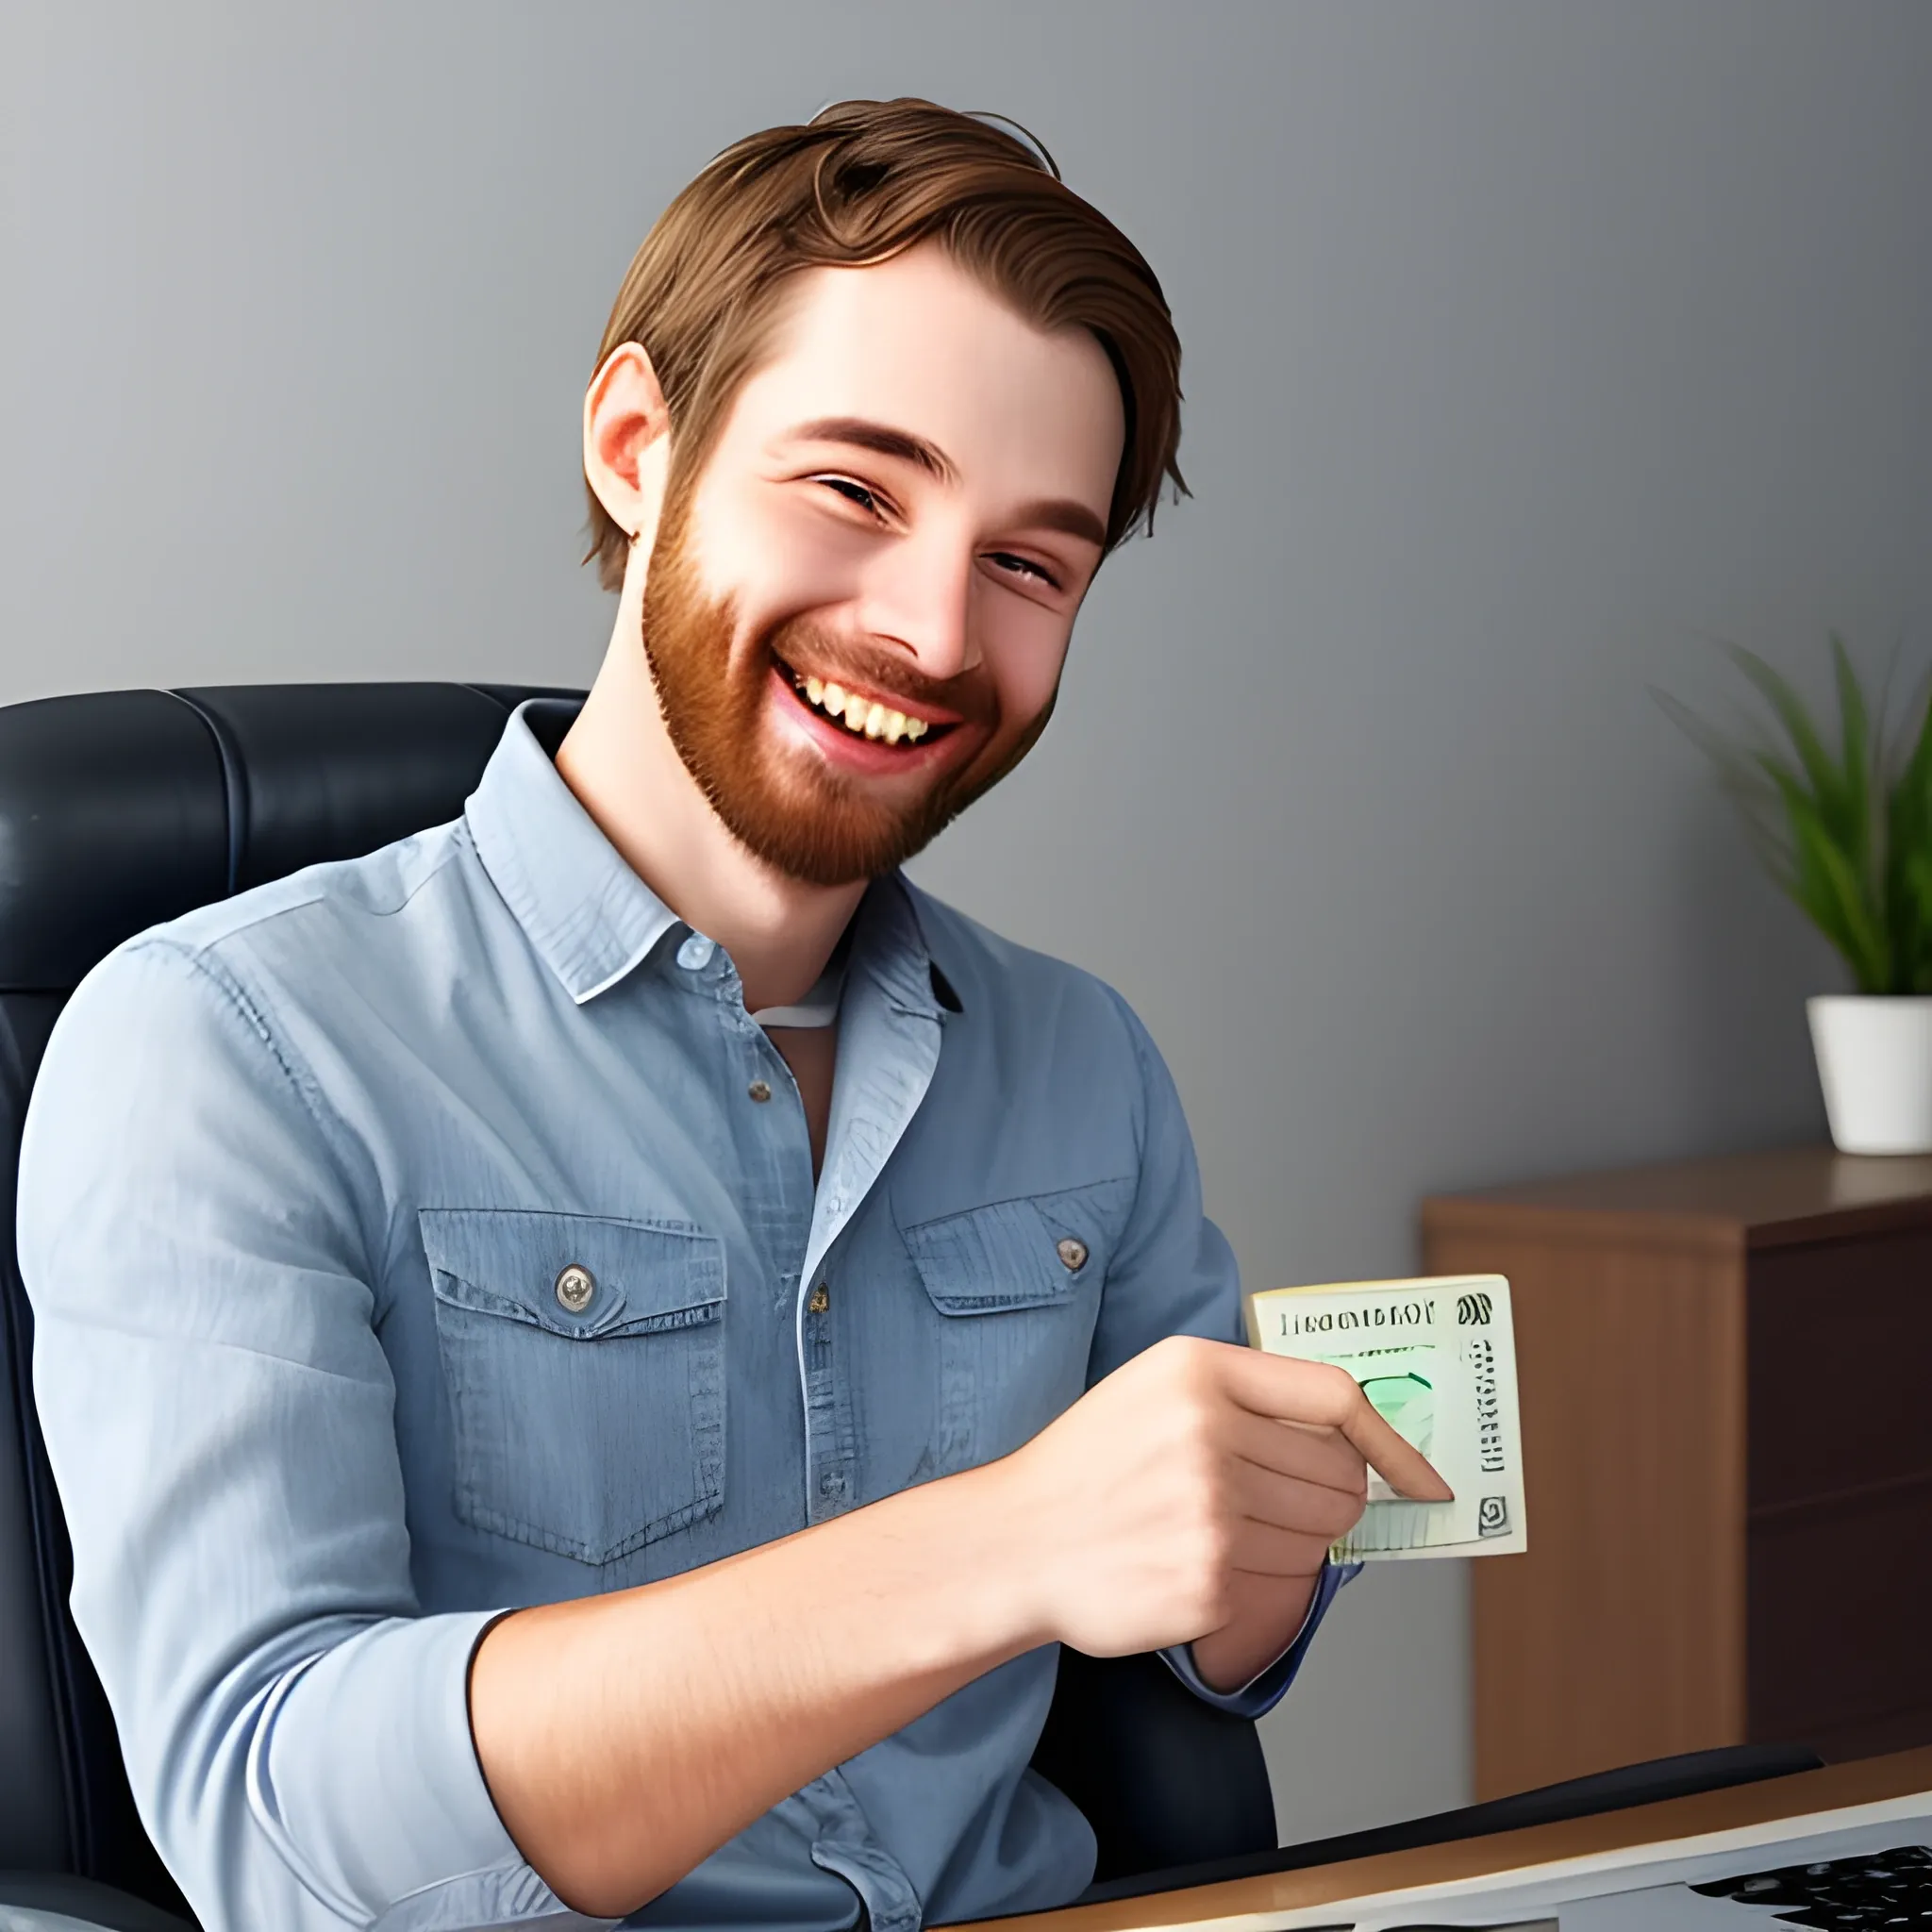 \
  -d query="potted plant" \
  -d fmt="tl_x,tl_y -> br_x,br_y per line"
1657,634 -> 1932,1155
